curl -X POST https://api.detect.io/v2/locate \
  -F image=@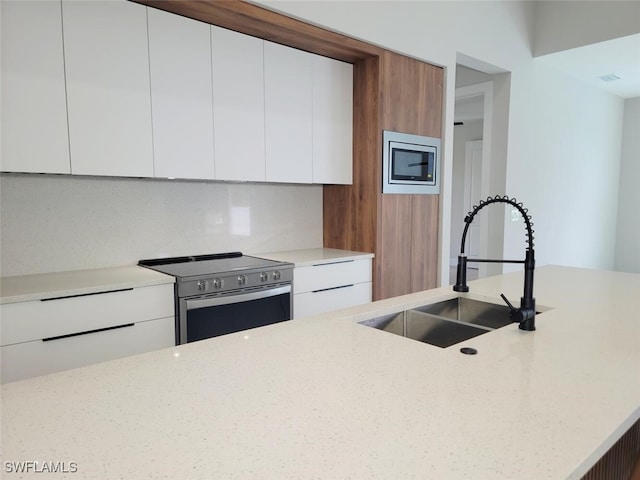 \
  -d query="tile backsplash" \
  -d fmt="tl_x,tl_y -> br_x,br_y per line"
0,174 -> 322,276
